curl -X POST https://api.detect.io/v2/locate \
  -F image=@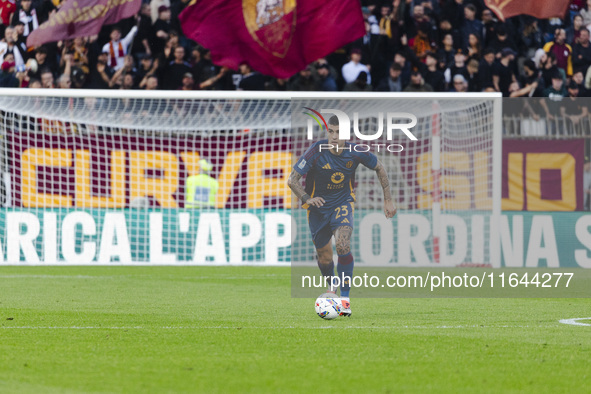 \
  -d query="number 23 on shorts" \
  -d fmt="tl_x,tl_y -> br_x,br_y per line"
334,203 -> 354,220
